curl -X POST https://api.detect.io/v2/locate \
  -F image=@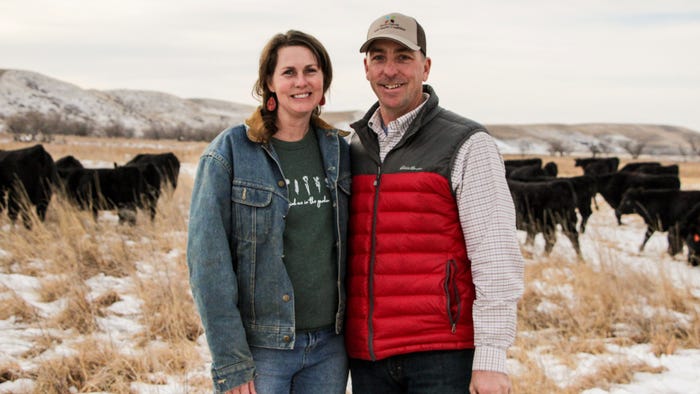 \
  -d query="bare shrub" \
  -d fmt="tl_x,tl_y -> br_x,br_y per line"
102,121 -> 134,138
142,121 -> 226,142
619,139 -> 648,158
4,110 -> 96,137
546,139 -> 573,156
